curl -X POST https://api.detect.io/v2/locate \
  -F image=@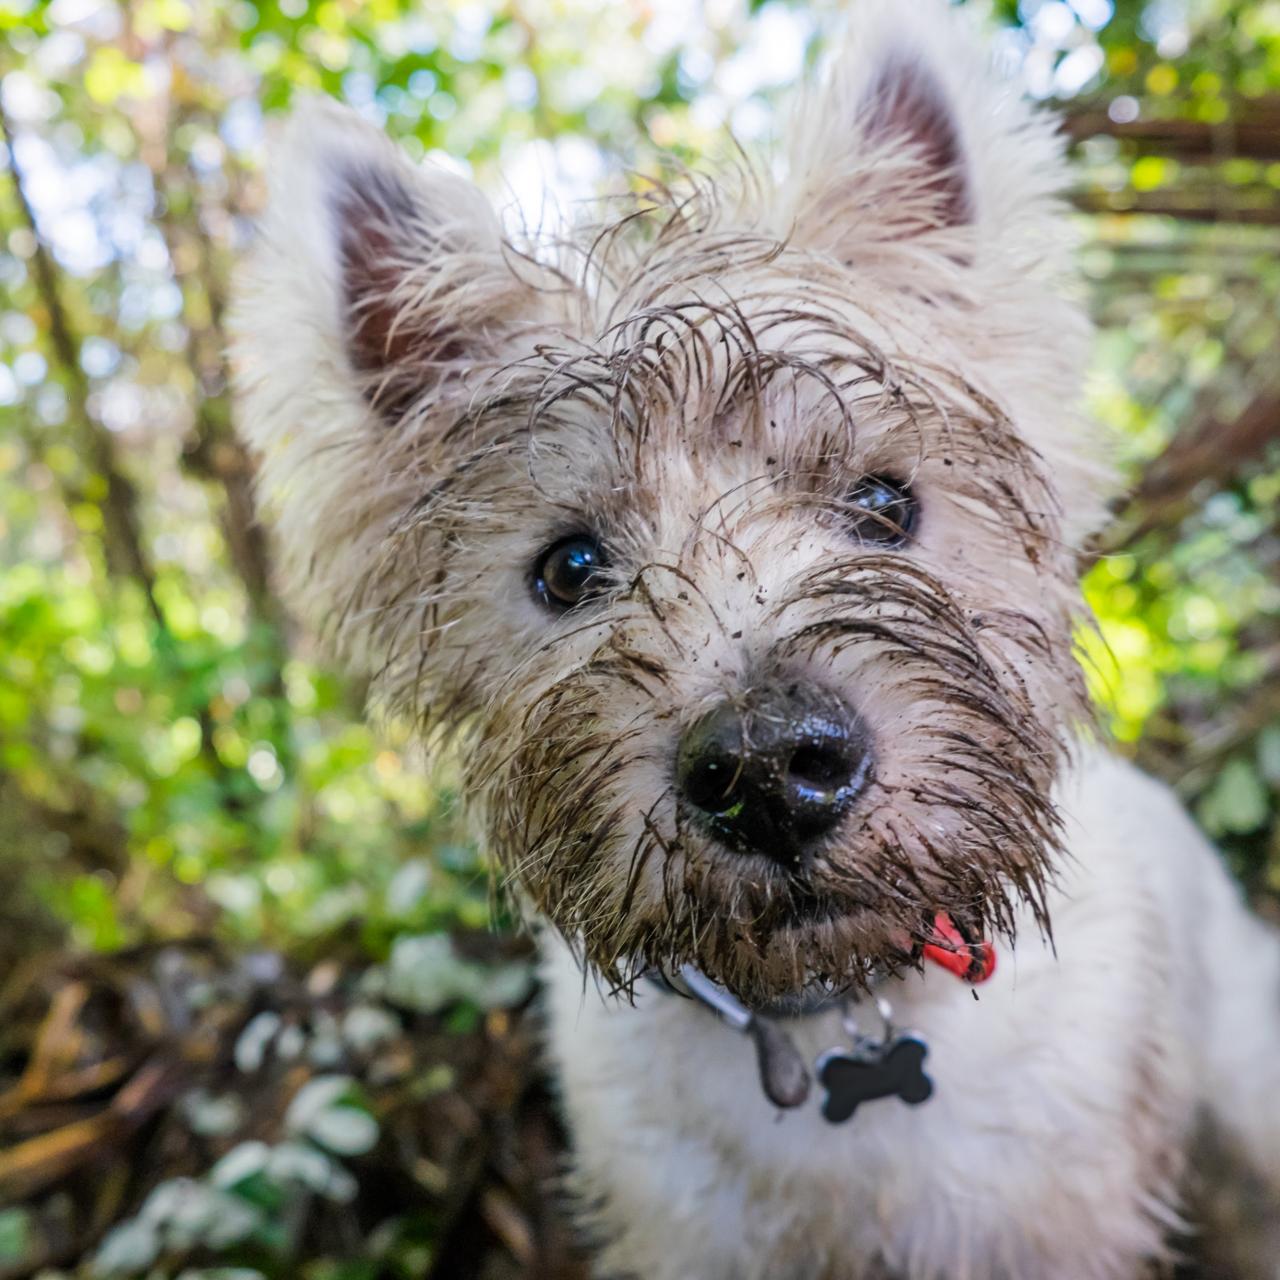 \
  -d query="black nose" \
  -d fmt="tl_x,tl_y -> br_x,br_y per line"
676,683 -> 871,862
